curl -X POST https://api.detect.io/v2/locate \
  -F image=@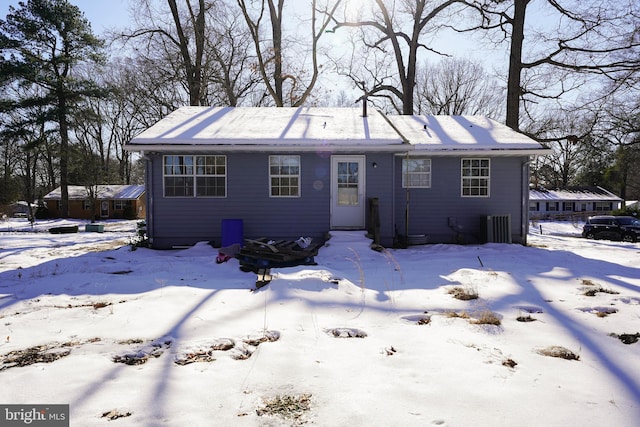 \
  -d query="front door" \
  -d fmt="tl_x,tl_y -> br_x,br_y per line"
331,155 -> 365,229
100,200 -> 109,218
